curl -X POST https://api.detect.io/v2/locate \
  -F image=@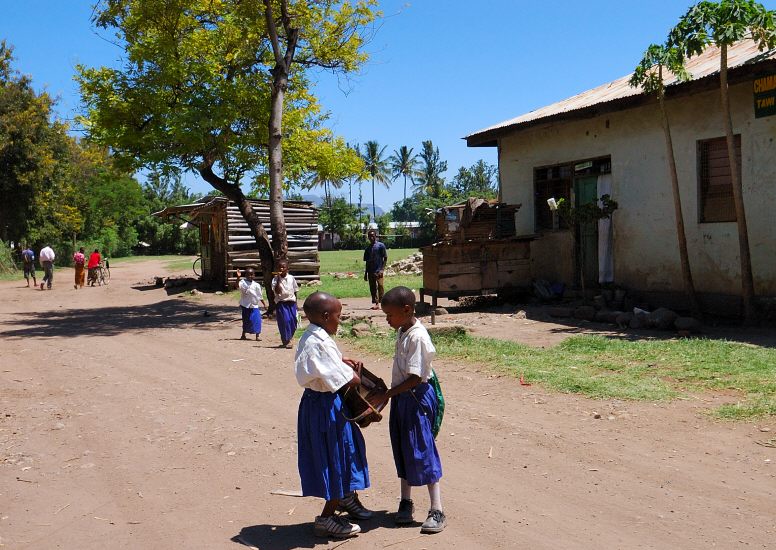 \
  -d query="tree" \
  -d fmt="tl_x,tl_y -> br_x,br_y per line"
415,140 -> 447,198
389,145 -> 418,201
262,0 -> 378,259
301,138 -> 363,208
450,160 -> 498,199
318,197 -> 359,241
630,44 -> 701,317
79,0 -> 376,298
669,0 -> 776,321
361,140 -> 390,220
